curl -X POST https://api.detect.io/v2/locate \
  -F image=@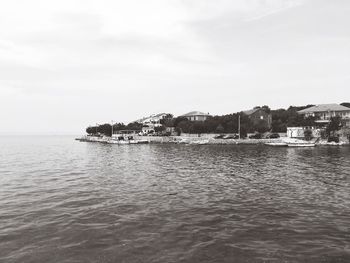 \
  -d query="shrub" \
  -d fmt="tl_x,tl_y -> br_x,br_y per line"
304,129 -> 313,141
